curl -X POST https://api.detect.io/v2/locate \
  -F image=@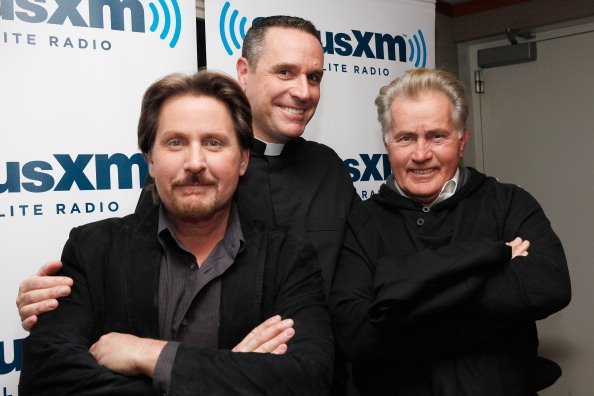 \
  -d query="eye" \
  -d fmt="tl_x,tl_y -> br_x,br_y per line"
308,73 -> 322,84
206,139 -> 222,148
277,69 -> 292,78
428,131 -> 448,142
397,135 -> 414,143
167,139 -> 183,147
